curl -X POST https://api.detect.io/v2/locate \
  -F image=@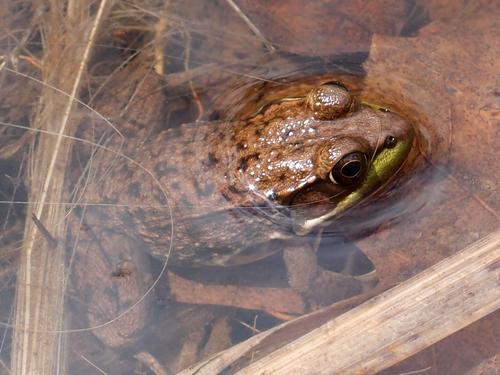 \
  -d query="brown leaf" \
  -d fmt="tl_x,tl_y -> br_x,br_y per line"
360,2 -> 500,285
357,5 -> 500,373
236,0 -> 419,55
